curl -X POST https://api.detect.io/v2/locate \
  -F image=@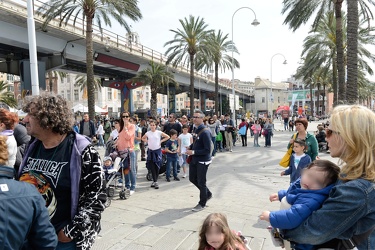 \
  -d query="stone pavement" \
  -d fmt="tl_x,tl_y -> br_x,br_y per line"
92,120 -> 334,250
